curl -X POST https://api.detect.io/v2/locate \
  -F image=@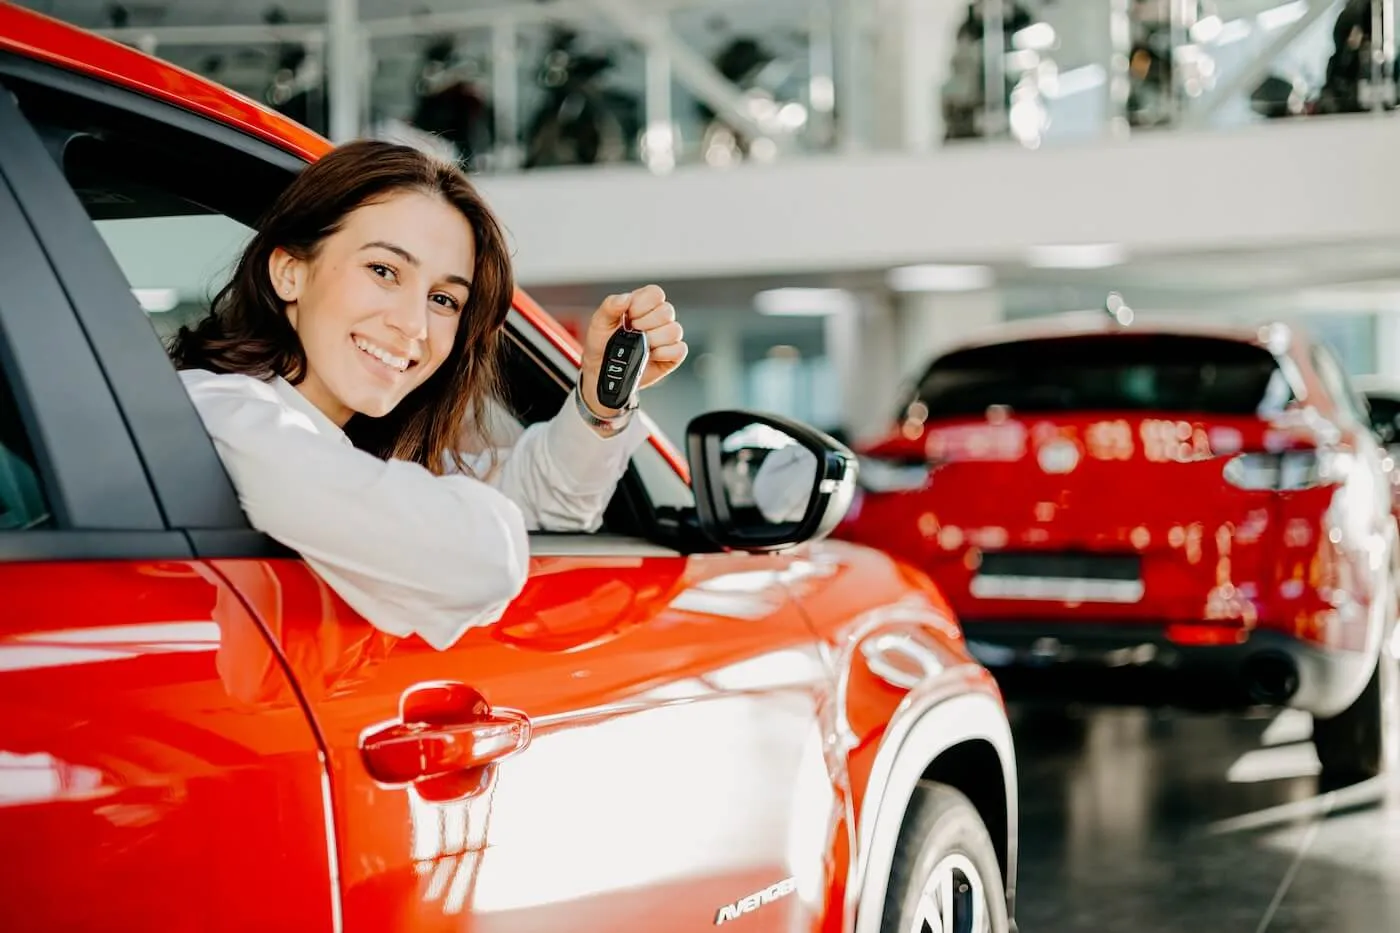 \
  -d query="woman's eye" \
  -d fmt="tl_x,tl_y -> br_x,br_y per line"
368,262 -> 398,282
431,293 -> 462,313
